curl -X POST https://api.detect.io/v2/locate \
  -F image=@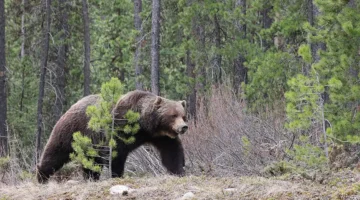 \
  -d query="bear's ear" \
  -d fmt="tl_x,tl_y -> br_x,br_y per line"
180,100 -> 186,108
154,96 -> 163,107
